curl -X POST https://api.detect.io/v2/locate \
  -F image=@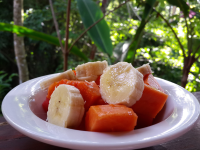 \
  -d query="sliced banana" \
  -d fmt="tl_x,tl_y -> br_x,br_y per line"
100,62 -> 144,107
75,60 -> 108,81
77,75 -> 98,82
47,84 -> 85,128
136,63 -> 152,76
40,69 -> 76,90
